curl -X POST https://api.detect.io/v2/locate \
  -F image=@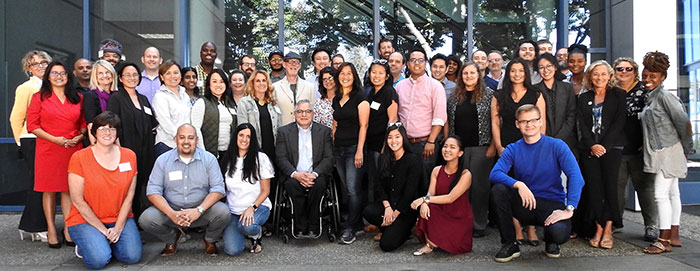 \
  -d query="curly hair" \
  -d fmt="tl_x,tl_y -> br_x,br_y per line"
642,51 -> 670,77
